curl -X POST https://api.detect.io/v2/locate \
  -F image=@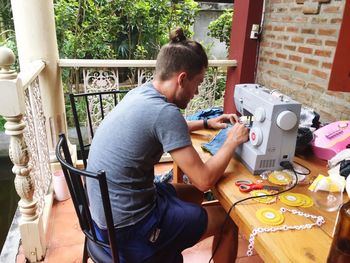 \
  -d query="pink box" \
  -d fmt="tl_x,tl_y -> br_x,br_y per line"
311,121 -> 350,160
